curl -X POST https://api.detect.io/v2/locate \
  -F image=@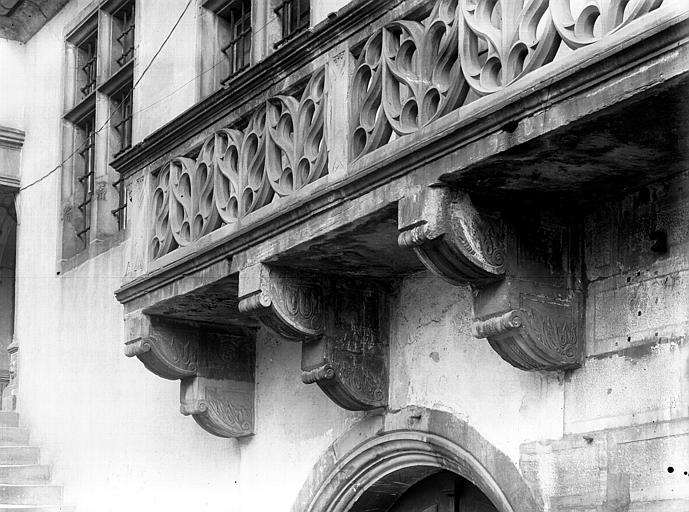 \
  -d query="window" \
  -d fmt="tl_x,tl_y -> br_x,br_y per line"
61,1 -> 136,263
219,0 -> 251,79
200,0 -> 254,97
110,84 -> 133,230
76,31 -> 98,100
112,1 -> 135,68
74,113 -> 96,243
274,0 -> 309,48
